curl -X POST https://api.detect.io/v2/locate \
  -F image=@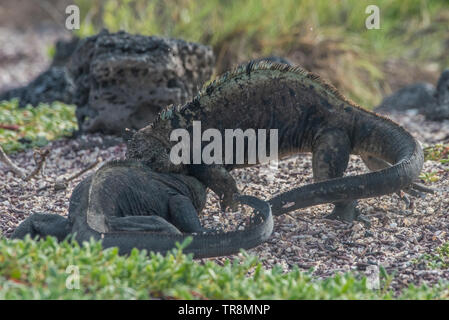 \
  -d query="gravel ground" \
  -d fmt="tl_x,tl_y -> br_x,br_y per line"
0,111 -> 448,294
